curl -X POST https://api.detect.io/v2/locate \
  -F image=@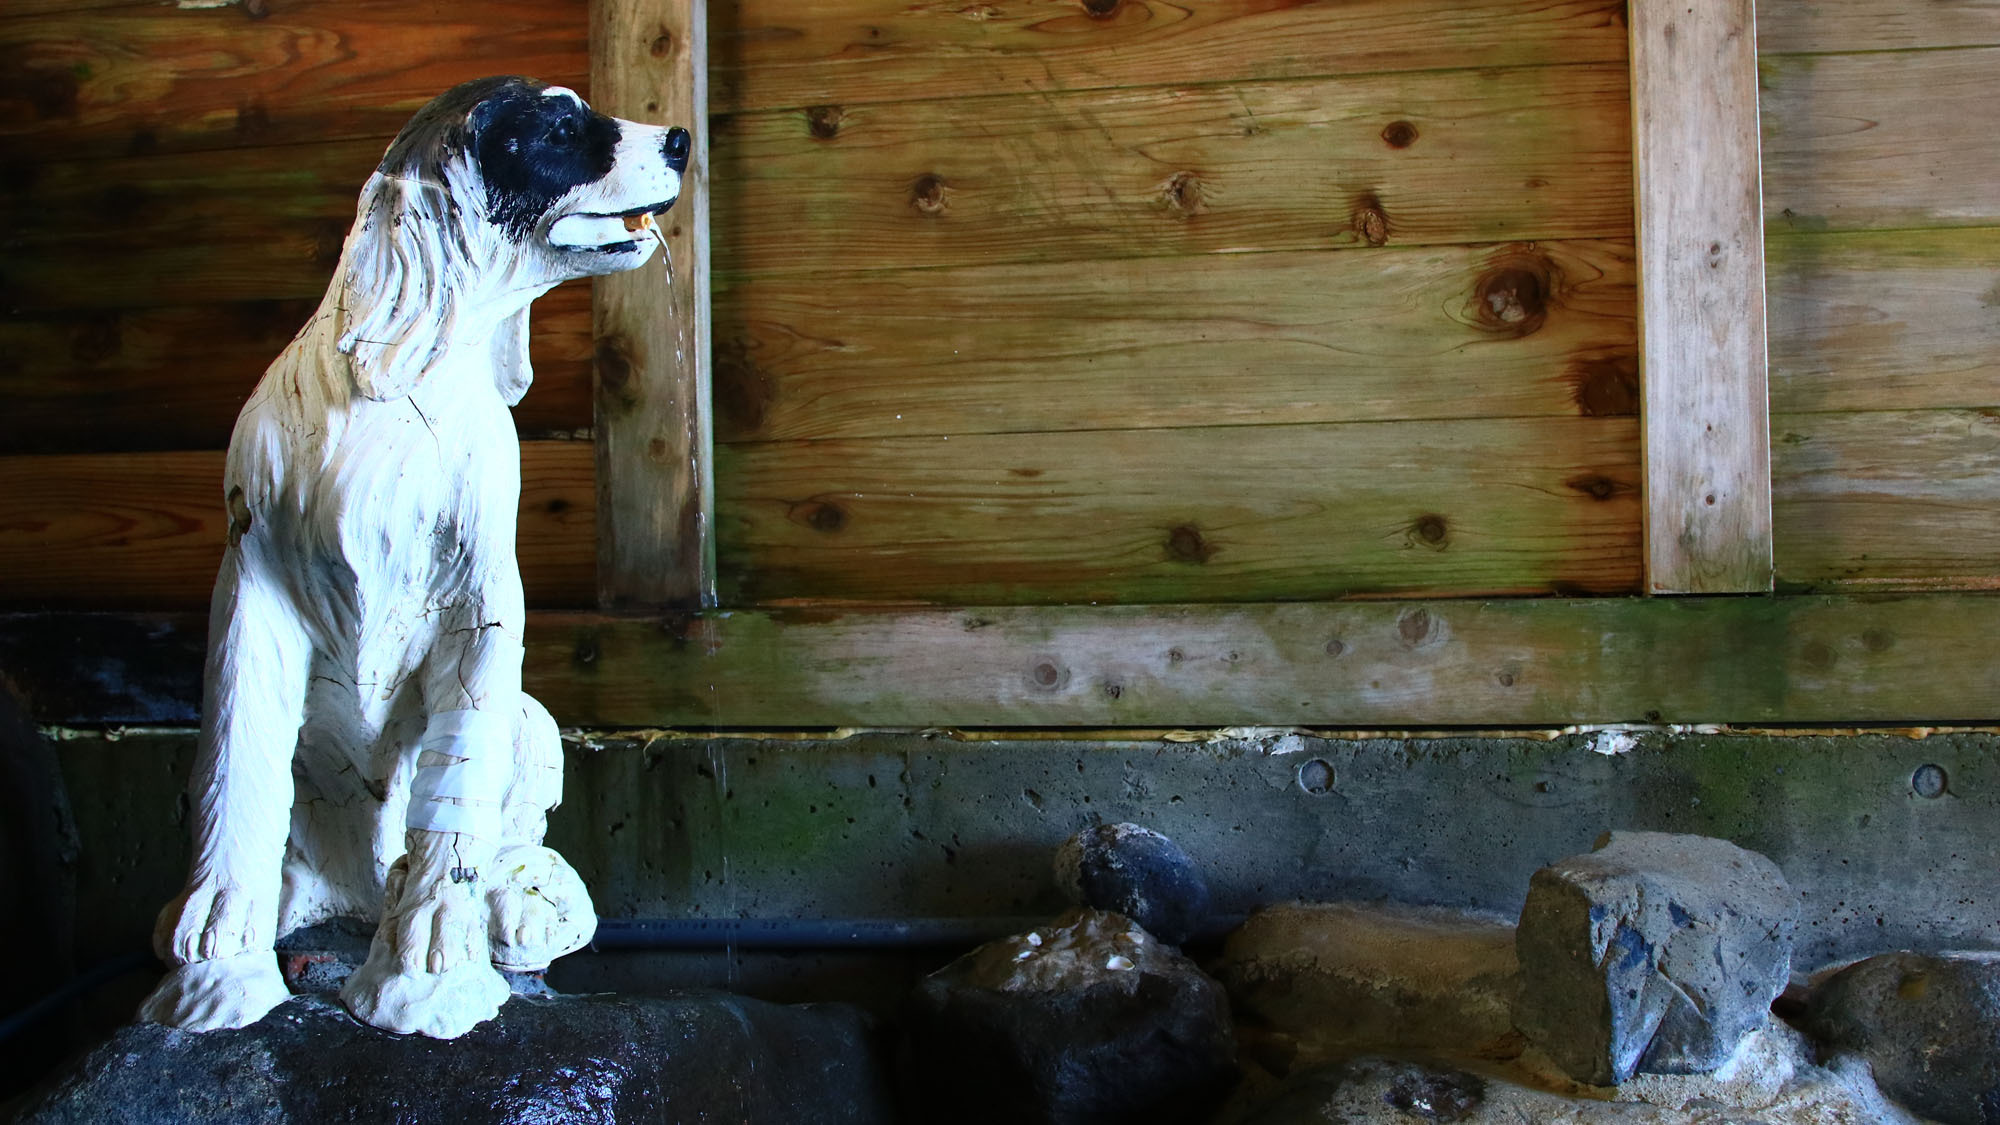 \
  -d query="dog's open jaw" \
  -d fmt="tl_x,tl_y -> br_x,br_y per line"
545,195 -> 678,255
